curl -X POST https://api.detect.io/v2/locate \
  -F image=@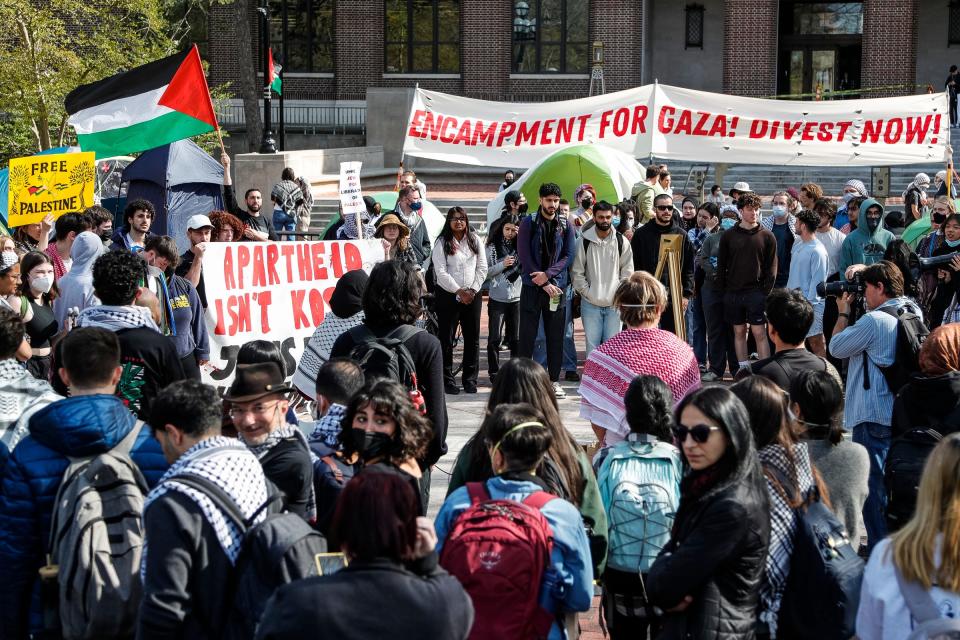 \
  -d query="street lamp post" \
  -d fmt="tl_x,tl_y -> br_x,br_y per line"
258,2 -> 277,154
